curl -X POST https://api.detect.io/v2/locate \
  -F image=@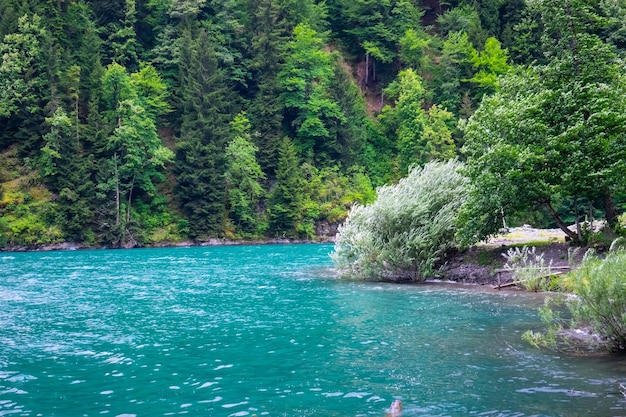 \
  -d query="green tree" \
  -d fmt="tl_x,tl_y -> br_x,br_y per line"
541,0 -> 626,229
0,14 -> 49,154
399,27 -> 434,73
99,62 -> 173,245
380,69 -> 455,173
329,0 -> 423,84
460,48 -> 626,246
278,23 -> 346,163
40,107 -> 95,241
458,3 -> 626,247
0,0 -> 23,38
433,31 -> 477,116
469,37 -> 511,93
224,112 -> 266,236
108,0 -> 141,70
269,136 -> 304,237
437,5 -> 487,48
175,29 -> 234,238
245,0 -> 288,177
